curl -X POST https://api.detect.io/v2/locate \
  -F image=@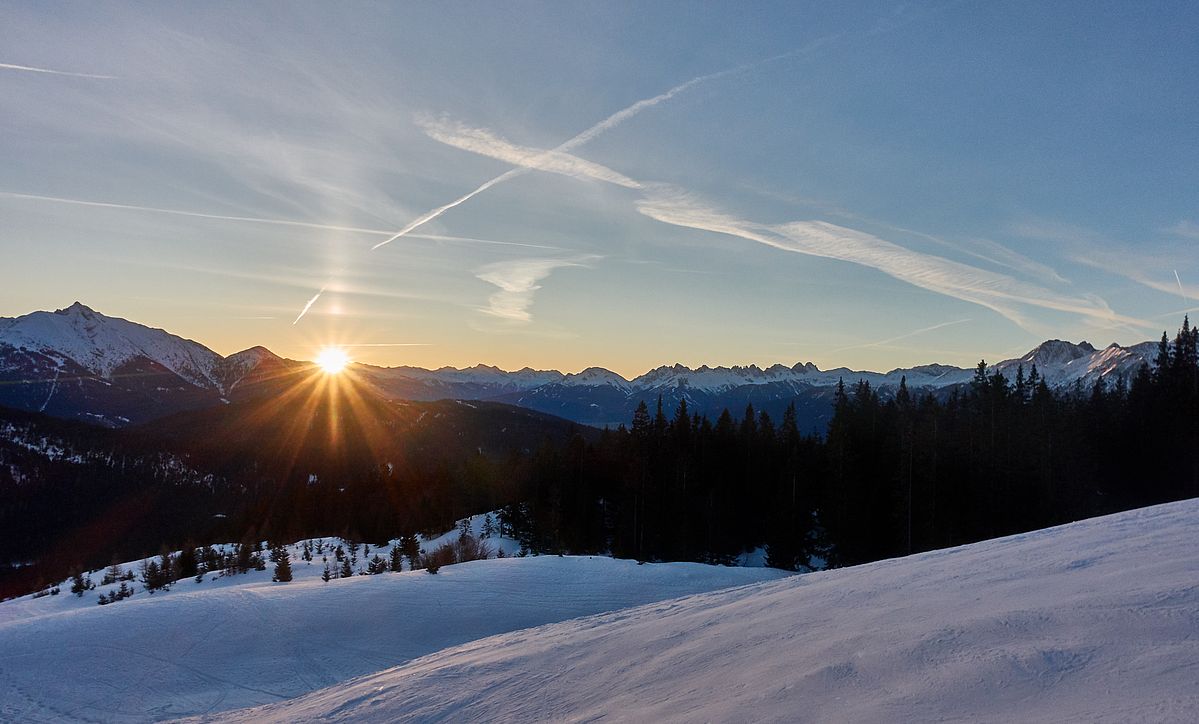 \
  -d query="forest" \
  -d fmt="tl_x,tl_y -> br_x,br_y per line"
499,318 -> 1199,568
3,319 -> 1196,597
